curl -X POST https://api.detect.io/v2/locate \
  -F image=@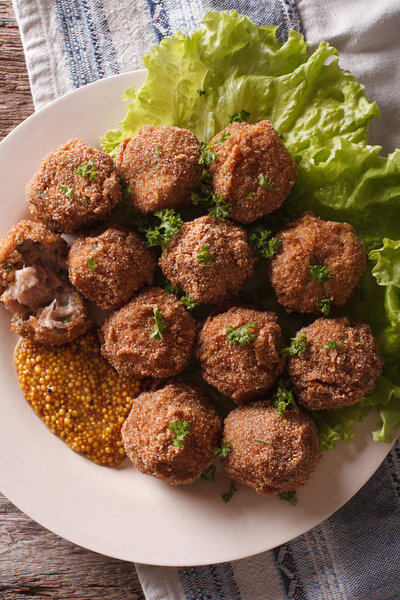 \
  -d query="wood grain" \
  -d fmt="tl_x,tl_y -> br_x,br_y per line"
0,0 -> 34,140
0,3 -> 145,597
